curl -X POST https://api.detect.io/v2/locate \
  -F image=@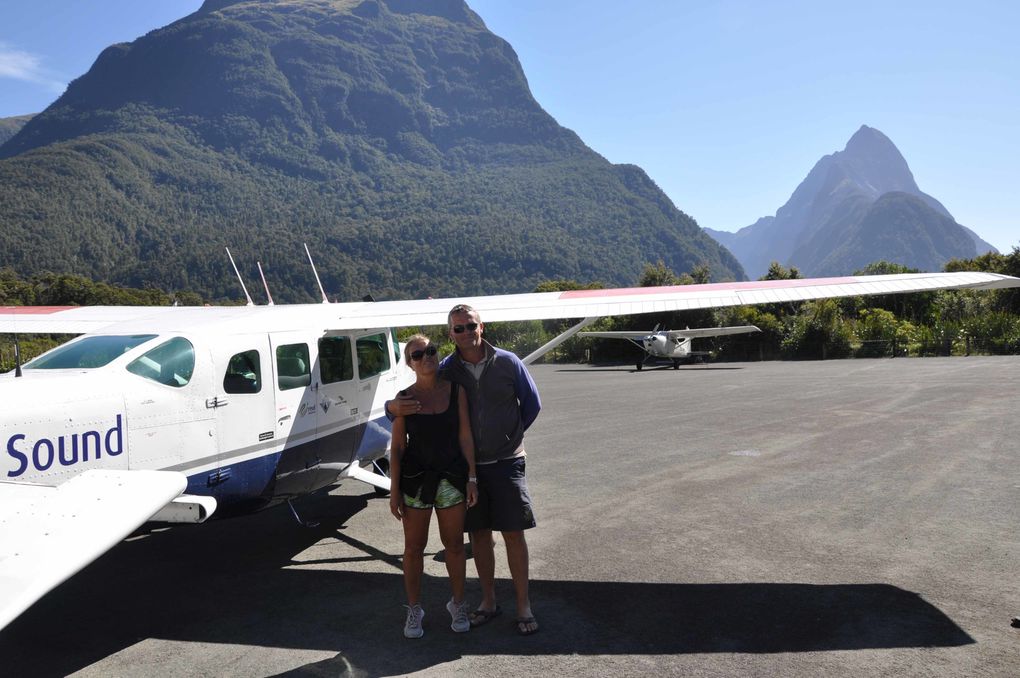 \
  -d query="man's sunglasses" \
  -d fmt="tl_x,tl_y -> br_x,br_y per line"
452,322 -> 479,334
409,345 -> 438,361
